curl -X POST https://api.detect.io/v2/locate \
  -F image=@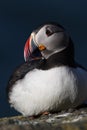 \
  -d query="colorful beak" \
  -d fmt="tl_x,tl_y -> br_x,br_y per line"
24,35 -> 42,61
